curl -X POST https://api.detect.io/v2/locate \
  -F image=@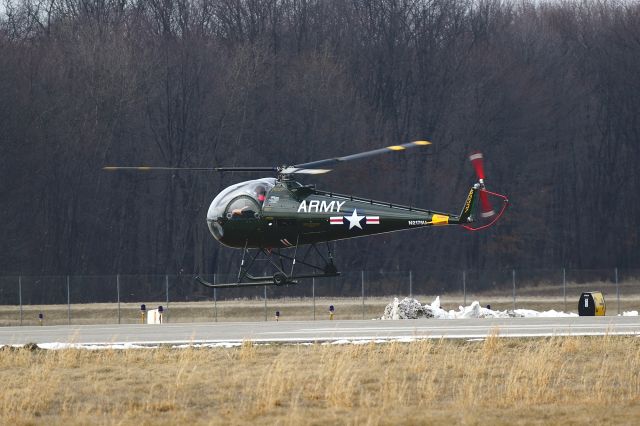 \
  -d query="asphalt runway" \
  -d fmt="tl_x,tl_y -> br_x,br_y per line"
1,316 -> 639,347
